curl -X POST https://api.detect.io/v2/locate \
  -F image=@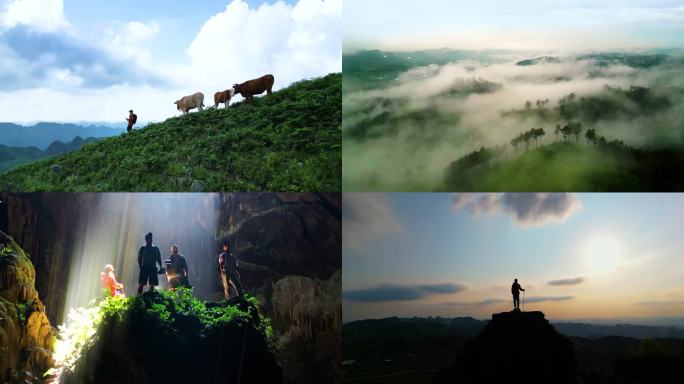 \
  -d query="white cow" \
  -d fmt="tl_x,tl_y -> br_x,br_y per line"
174,92 -> 204,114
